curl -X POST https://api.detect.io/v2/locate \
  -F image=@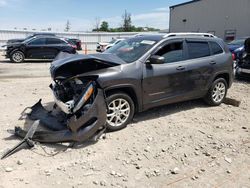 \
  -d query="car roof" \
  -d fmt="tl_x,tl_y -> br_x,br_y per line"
32,35 -> 65,40
32,33 -> 56,36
